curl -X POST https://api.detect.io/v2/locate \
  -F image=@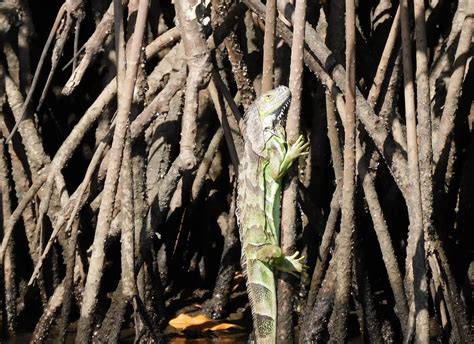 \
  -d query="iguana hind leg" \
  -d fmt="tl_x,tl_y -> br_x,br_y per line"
256,245 -> 307,278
